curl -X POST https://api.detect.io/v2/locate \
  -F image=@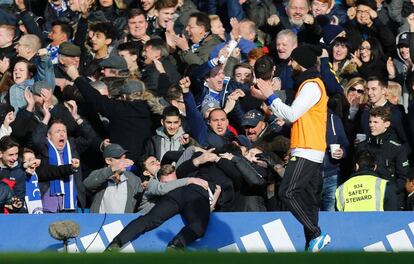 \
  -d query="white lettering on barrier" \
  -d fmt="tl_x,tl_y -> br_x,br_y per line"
240,232 -> 267,252
363,242 -> 386,252
102,221 -> 135,253
80,233 -> 105,252
262,219 -> 296,252
364,222 -> 414,252
218,243 -> 240,252
409,222 -> 414,237
66,219 -> 414,253
386,230 -> 414,251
